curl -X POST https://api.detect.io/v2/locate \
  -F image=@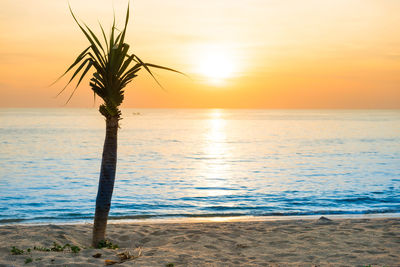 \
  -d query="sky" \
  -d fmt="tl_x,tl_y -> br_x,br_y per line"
0,0 -> 399,109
